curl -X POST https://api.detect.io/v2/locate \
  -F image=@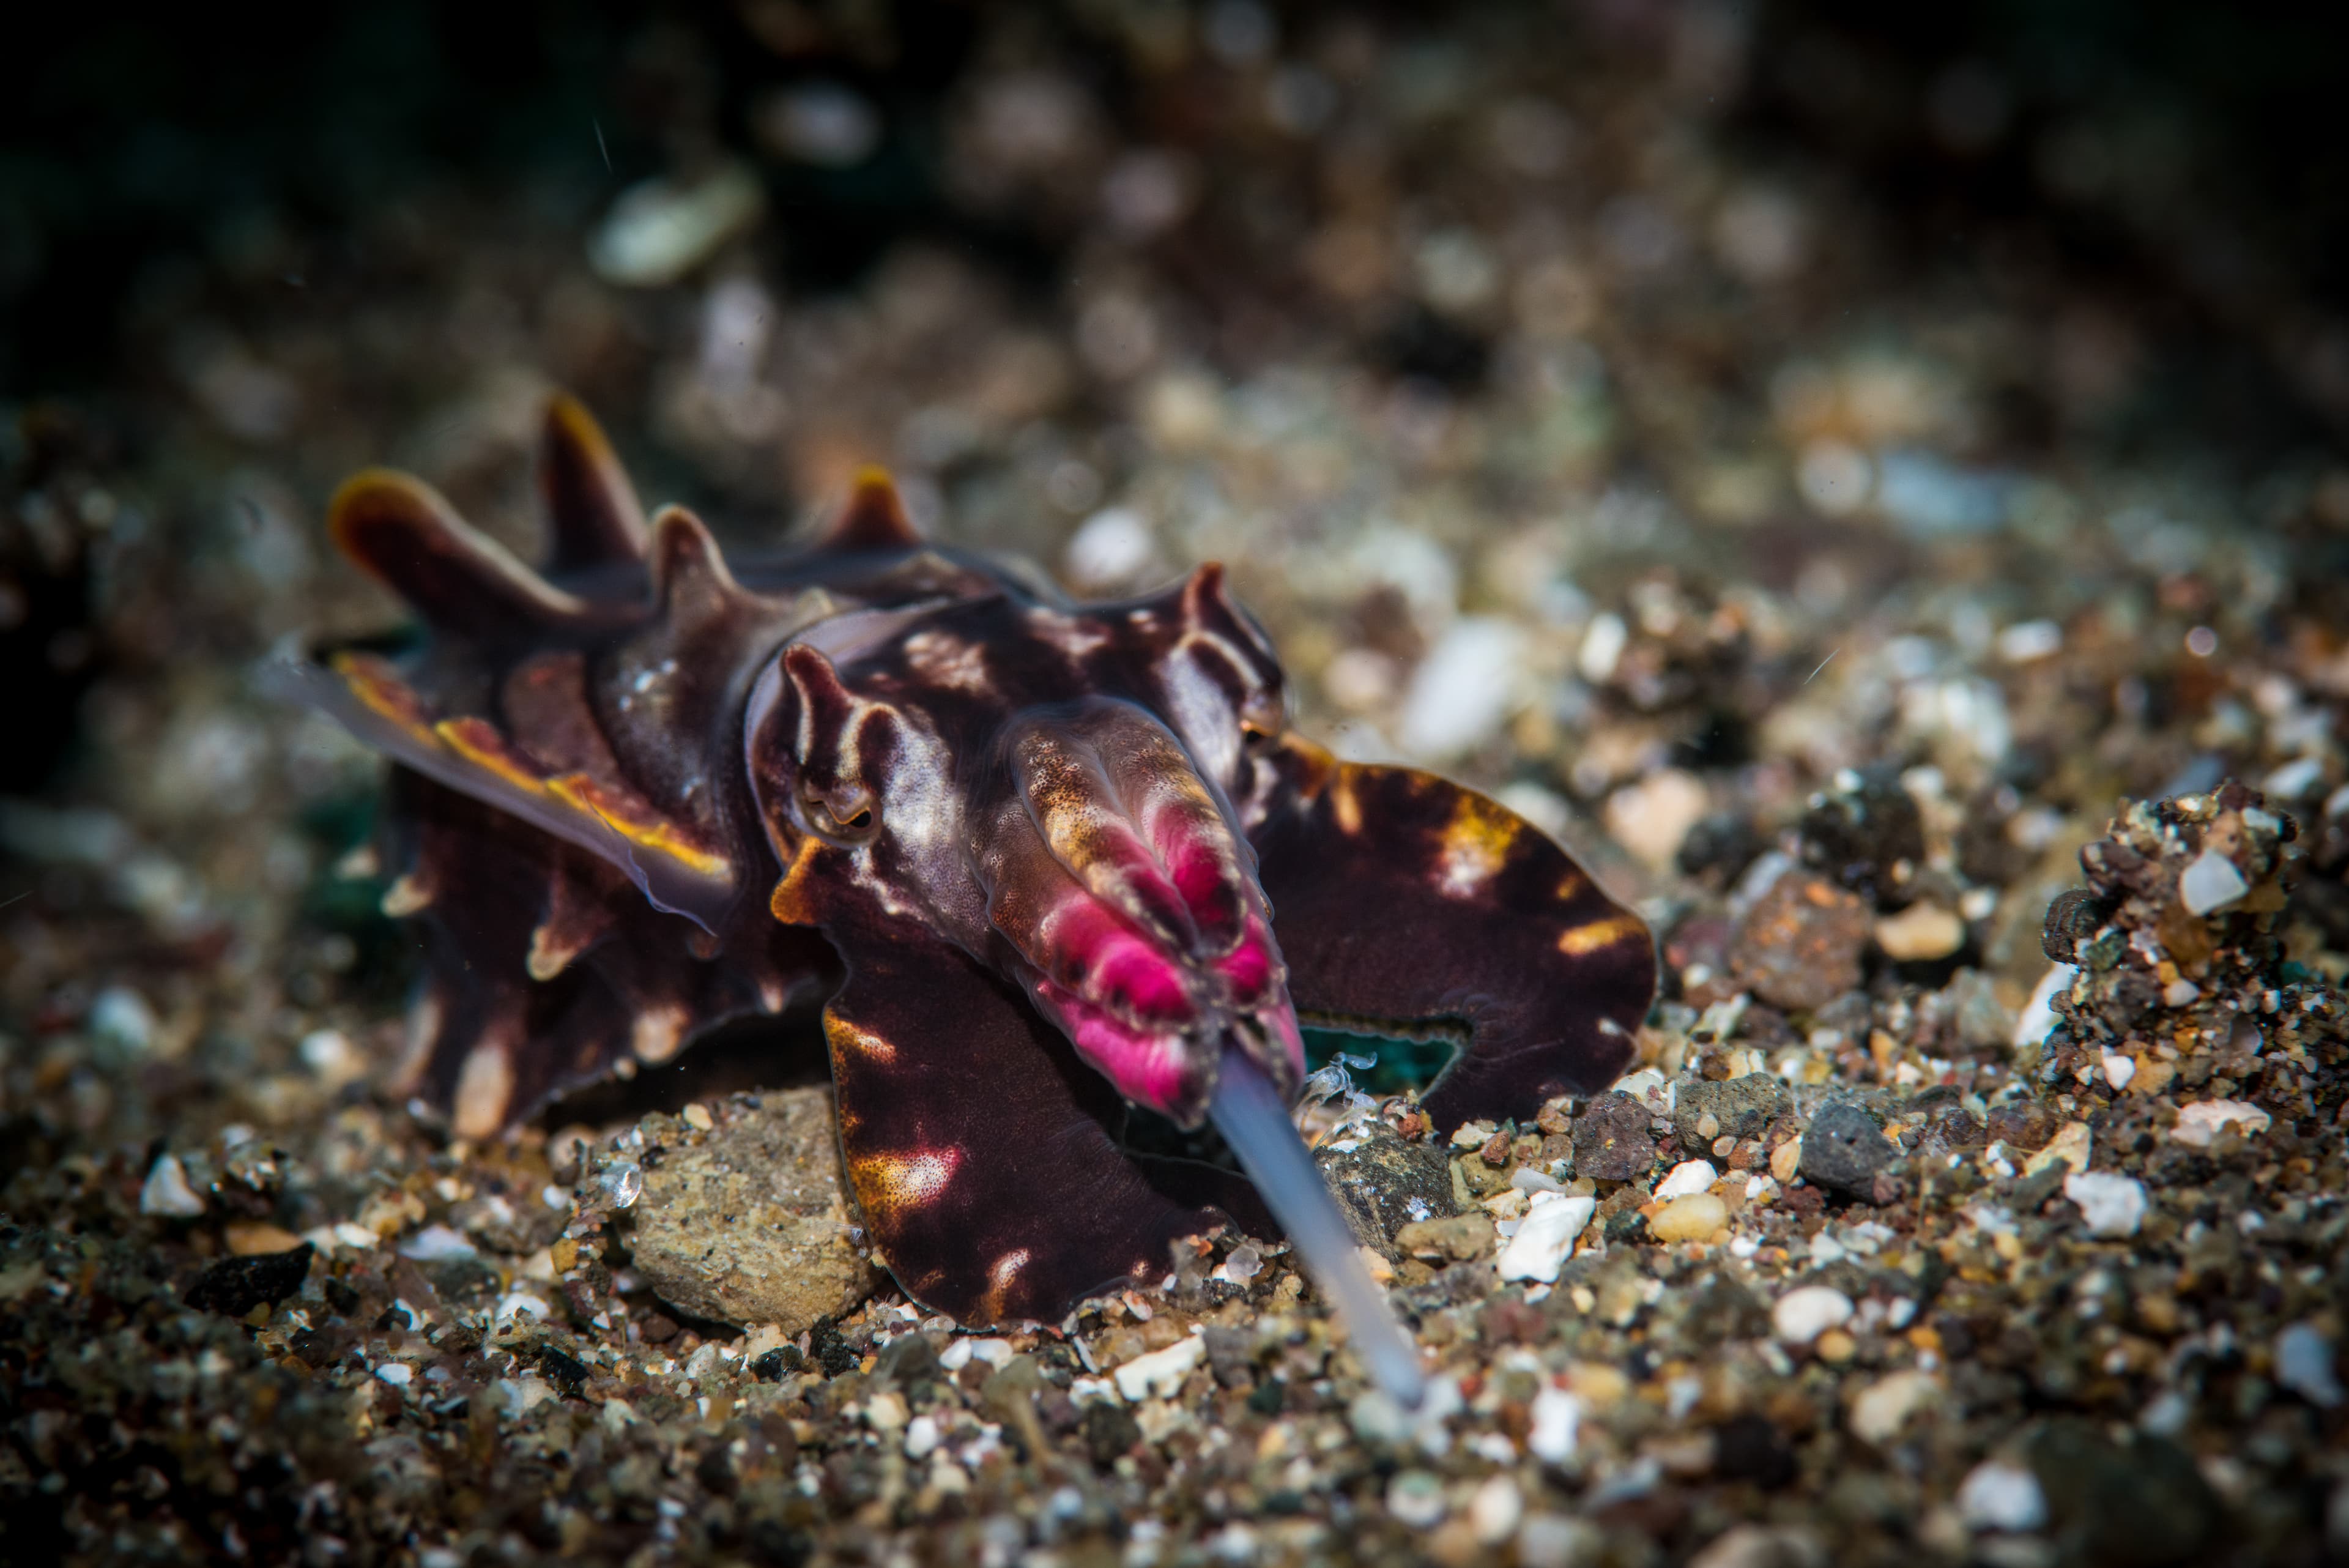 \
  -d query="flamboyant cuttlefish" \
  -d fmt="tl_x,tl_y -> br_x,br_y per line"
285,395 -> 1655,1404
